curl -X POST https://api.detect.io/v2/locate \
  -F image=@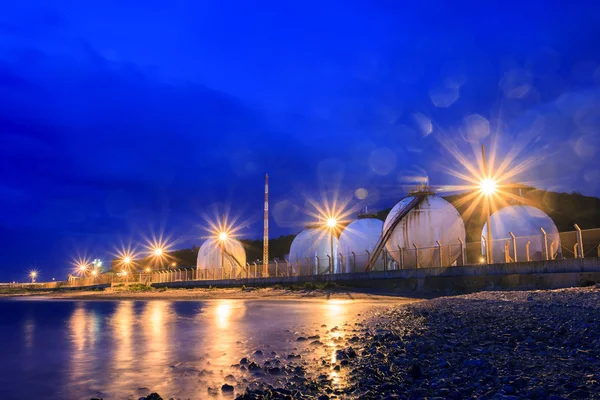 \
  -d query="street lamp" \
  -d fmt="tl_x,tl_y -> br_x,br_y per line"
29,271 -> 37,283
218,231 -> 228,278
79,264 -> 88,275
91,269 -> 98,277
153,248 -> 163,257
326,217 -> 337,274
480,145 -> 498,264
